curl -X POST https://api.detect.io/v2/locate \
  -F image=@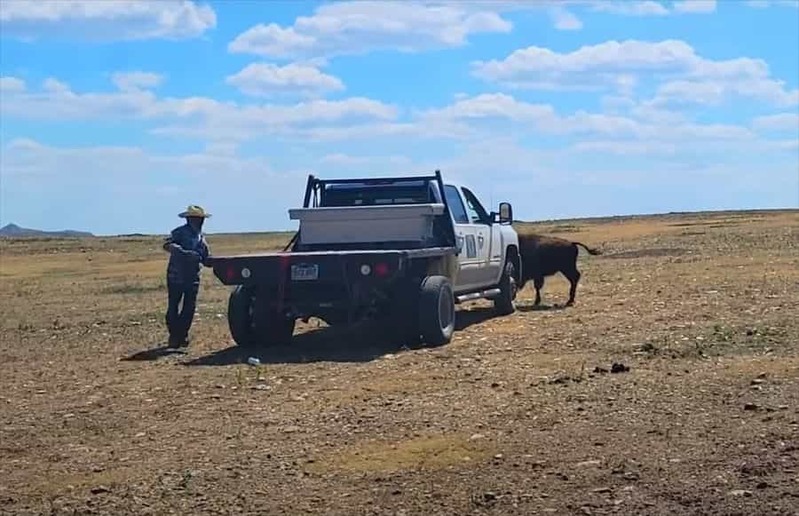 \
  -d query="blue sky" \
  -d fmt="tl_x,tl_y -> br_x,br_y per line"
1,0 -> 797,235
